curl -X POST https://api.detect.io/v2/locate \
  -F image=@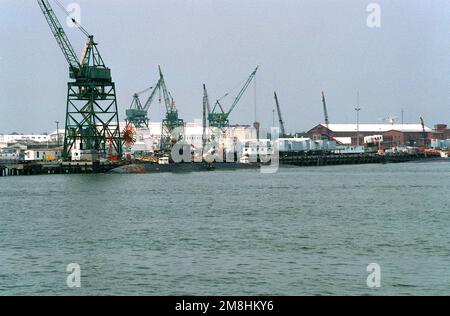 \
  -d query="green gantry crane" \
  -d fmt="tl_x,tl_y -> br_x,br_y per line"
207,66 -> 259,129
37,0 -> 122,160
158,66 -> 184,152
126,77 -> 163,128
